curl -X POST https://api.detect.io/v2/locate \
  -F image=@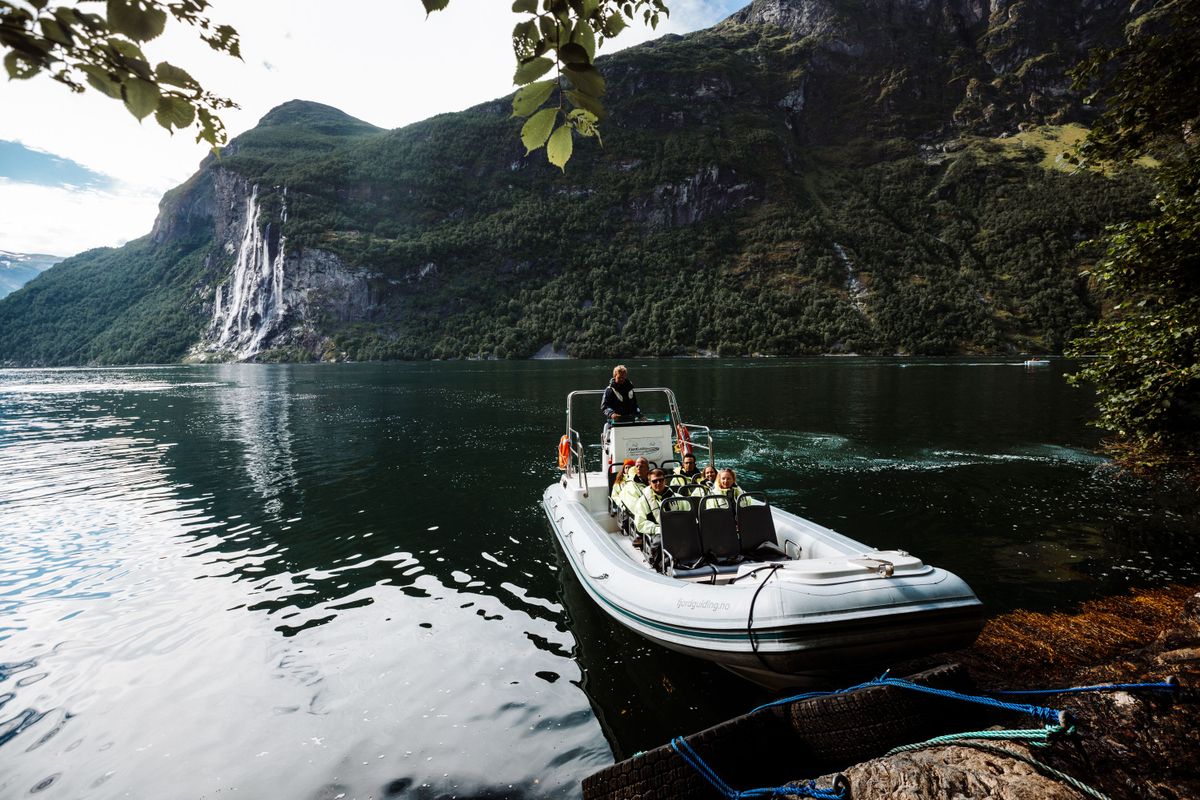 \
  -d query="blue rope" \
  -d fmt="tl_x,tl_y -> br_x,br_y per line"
750,673 -> 1063,724
669,737 -> 846,799
992,680 -> 1179,697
